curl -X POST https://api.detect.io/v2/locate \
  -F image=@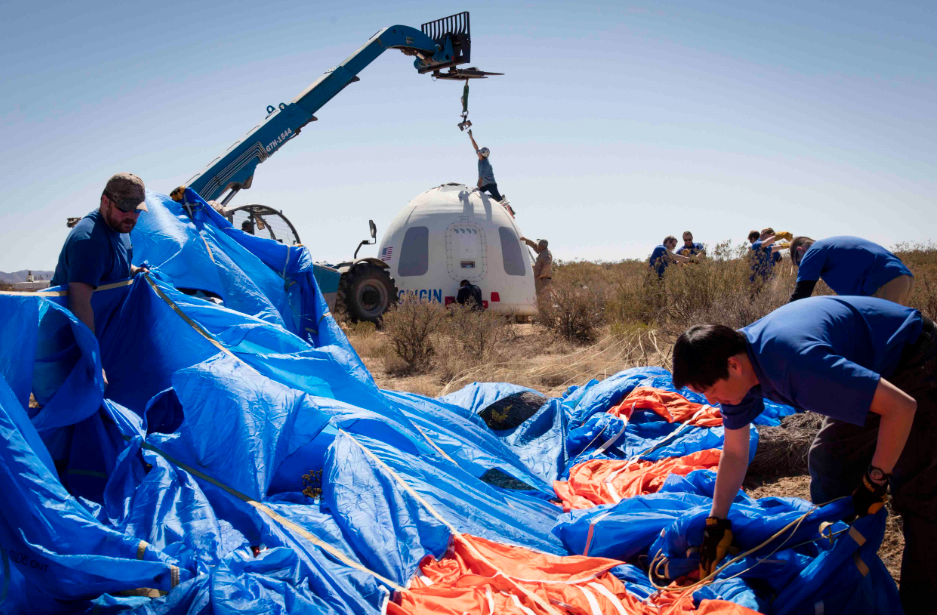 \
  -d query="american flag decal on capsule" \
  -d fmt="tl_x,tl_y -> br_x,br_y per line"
381,246 -> 393,262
